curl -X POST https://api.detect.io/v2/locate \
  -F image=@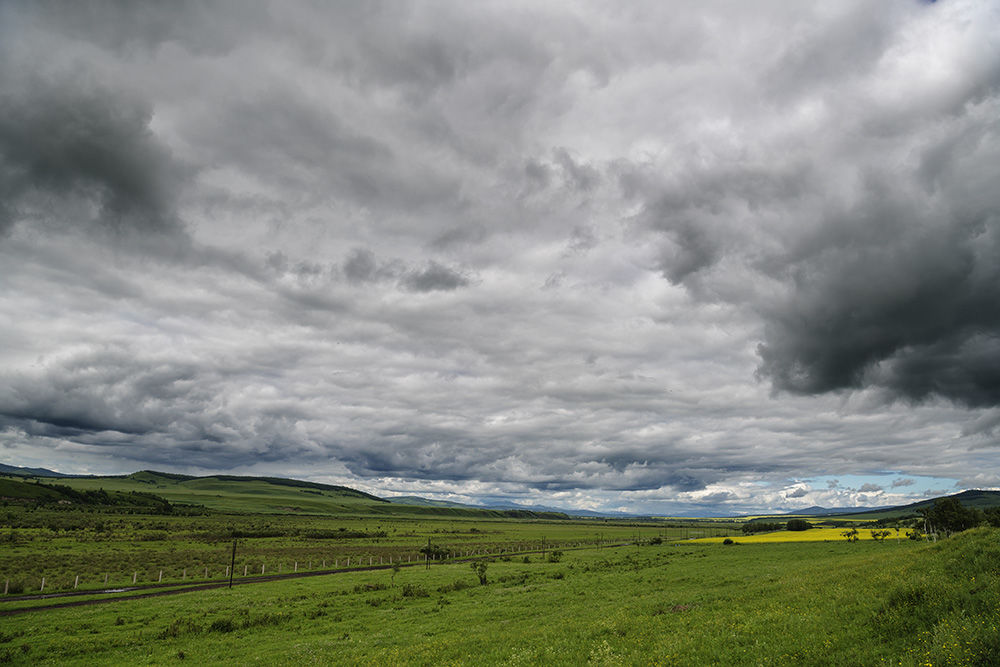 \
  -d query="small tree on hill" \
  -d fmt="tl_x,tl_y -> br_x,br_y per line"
842,528 -> 859,542
471,560 -> 488,585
